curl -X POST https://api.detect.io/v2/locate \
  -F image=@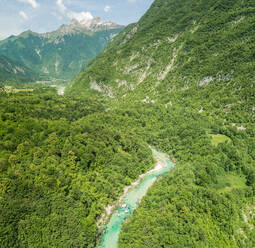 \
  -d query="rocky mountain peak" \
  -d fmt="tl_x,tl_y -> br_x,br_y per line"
69,17 -> 124,32
40,17 -> 123,40
45,17 -> 124,38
